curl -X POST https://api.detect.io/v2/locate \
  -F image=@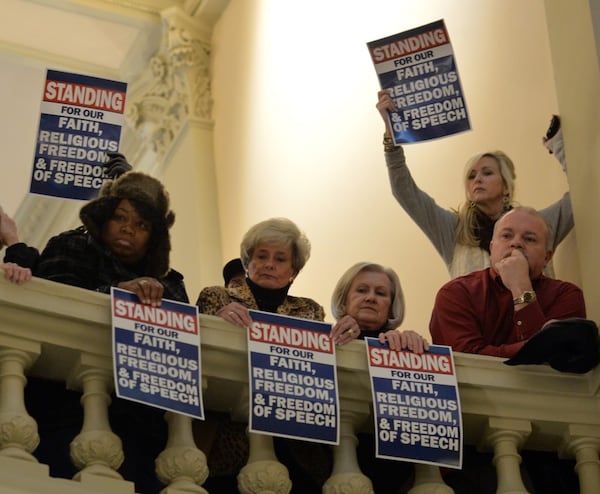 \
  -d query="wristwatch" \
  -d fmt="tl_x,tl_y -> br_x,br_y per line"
513,291 -> 536,305
383,134 -> 398,152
